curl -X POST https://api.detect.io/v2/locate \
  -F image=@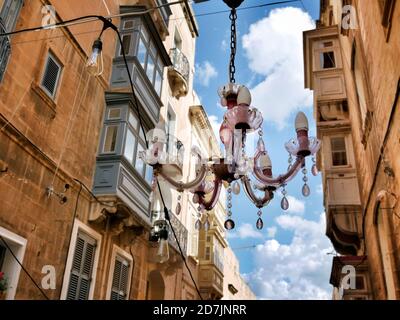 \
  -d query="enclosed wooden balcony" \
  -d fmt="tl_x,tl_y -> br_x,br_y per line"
168,48 -> 190,99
